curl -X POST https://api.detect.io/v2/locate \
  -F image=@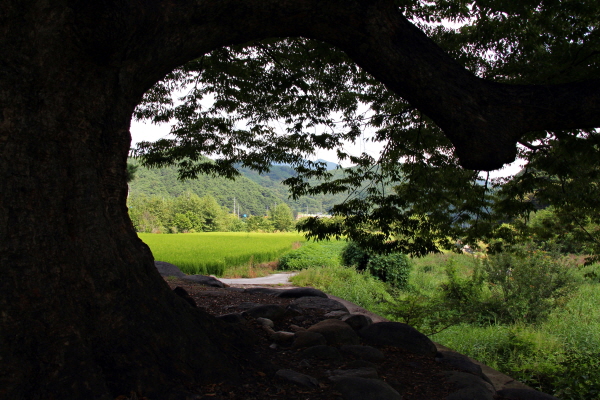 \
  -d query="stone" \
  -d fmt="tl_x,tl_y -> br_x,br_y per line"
284,304 -> 303,317
256,317 -> 274,328
216,313 -> 245,324
244,304 -> 287,320
340,345 -> 385,363
275,369 -> 319,388
345,359 -> 378,369
244,287 -> 285,296
444,371 -> 495,400
291,296 -> 349,313
332,377 -> 402,400
181,274 -> 226,288
155,261 -> 187,278
270,331 -> 295,344
292,331 -> 327,349
342,314 -> 373,331
289,324 -> 306,332
324,310 -> 350,318
301,345 -> 343,361
328,367 -> 379,380
172,286 -> 197,308
497,388 -> 560,400
307,319 -> 360,346
277,287 -> 328,298
359,322 -> 437,357
436,351 -> 490,383
228,302 -> 260,310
